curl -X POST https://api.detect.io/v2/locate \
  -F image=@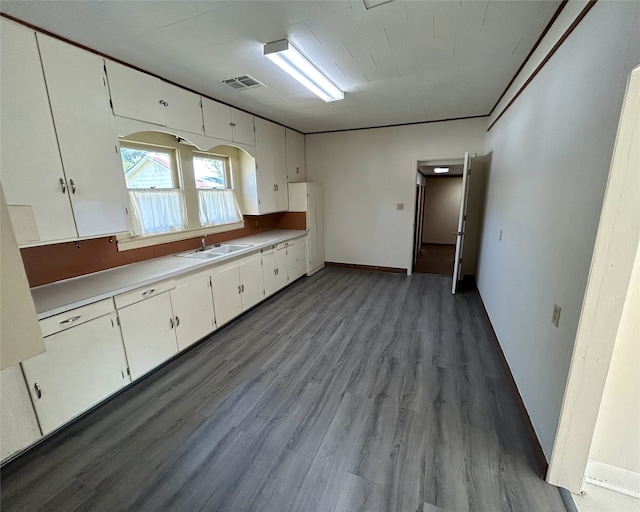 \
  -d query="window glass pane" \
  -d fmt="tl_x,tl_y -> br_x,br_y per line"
193,155 -> 226,189
121,147 -> 174,189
